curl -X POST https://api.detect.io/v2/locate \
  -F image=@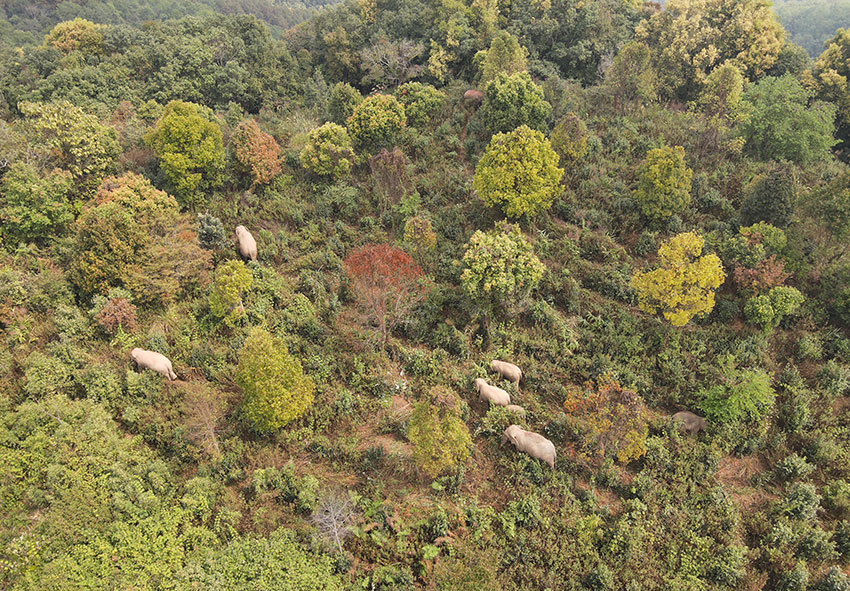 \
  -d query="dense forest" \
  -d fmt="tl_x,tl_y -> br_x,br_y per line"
4,0 -> 850,589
